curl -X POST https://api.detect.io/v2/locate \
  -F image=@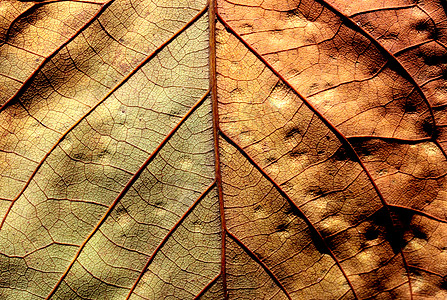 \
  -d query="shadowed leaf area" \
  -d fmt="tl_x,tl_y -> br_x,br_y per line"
1,0 -> 447,299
